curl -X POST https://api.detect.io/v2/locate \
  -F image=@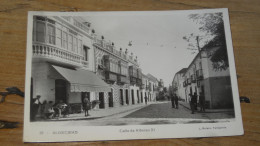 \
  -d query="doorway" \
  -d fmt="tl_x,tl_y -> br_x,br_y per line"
55,79 -> 67,103
108,89 -> 113,107
125,89 -> 129,105
131,89 -> 135,104
99,92 -> 105,109
120,89 -> 124,105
